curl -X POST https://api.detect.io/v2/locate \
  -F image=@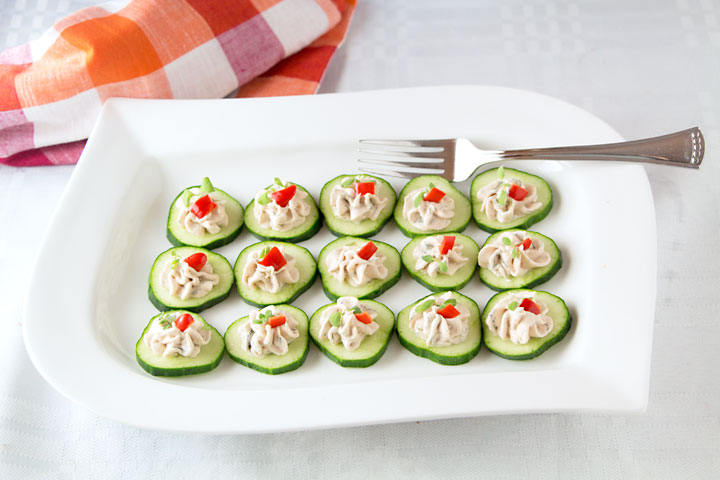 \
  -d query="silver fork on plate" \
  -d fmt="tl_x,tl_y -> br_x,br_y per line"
358,127 -> 704,181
